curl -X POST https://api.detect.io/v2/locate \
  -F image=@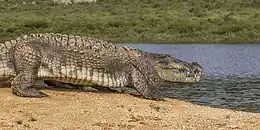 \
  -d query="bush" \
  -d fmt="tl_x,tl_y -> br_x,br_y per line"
0,0 -> 259,43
